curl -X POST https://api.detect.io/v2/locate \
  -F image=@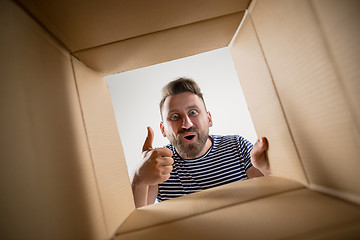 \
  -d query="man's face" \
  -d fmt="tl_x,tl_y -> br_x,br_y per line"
160,92 -> 213,159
